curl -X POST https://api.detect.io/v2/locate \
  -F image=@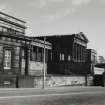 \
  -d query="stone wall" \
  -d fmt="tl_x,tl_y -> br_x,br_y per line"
29,61 -> 47,76
0,75 -> 93,88
34,75 -> 87,88
18,76 -> 34,88
0,75 -> 16,88
87,75 -> 93,86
